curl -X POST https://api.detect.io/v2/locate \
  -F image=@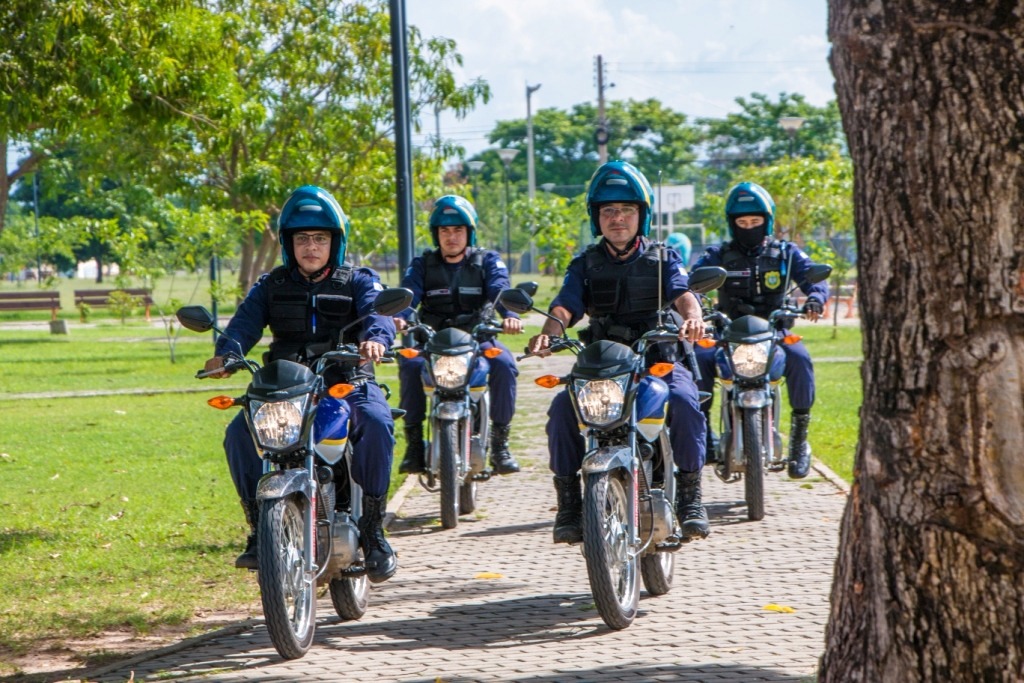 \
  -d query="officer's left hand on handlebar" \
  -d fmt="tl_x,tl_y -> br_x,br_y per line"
360,341 -> 387,363
527,333 -> 552,357
502,317 -> 523,335
202,355 -> 232,379
803,298 -> 824,322
677,317 -> 705,343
